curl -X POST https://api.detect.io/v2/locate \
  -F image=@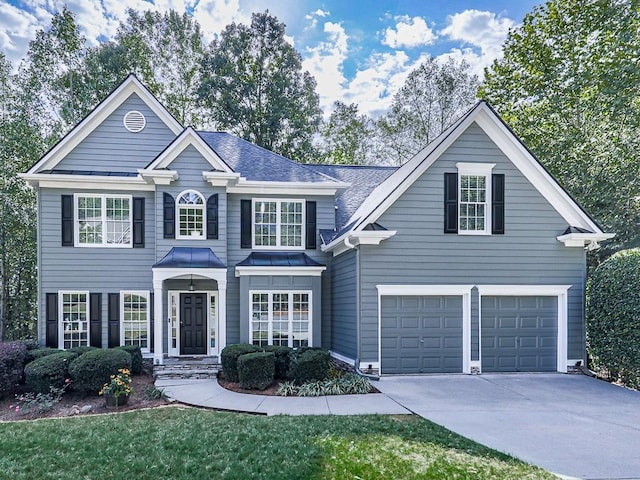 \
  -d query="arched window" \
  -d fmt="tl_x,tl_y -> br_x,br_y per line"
176,190 -> 205,239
